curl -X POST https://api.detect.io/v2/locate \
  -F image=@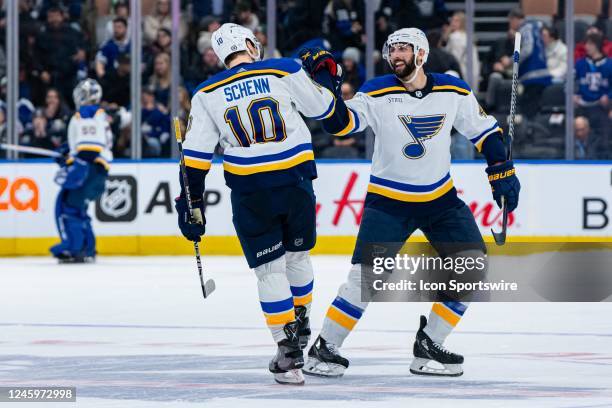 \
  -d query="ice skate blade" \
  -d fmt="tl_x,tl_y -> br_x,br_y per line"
273,369 -> 305,385
303,357 -> 346,378
410,358 -> 463,377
